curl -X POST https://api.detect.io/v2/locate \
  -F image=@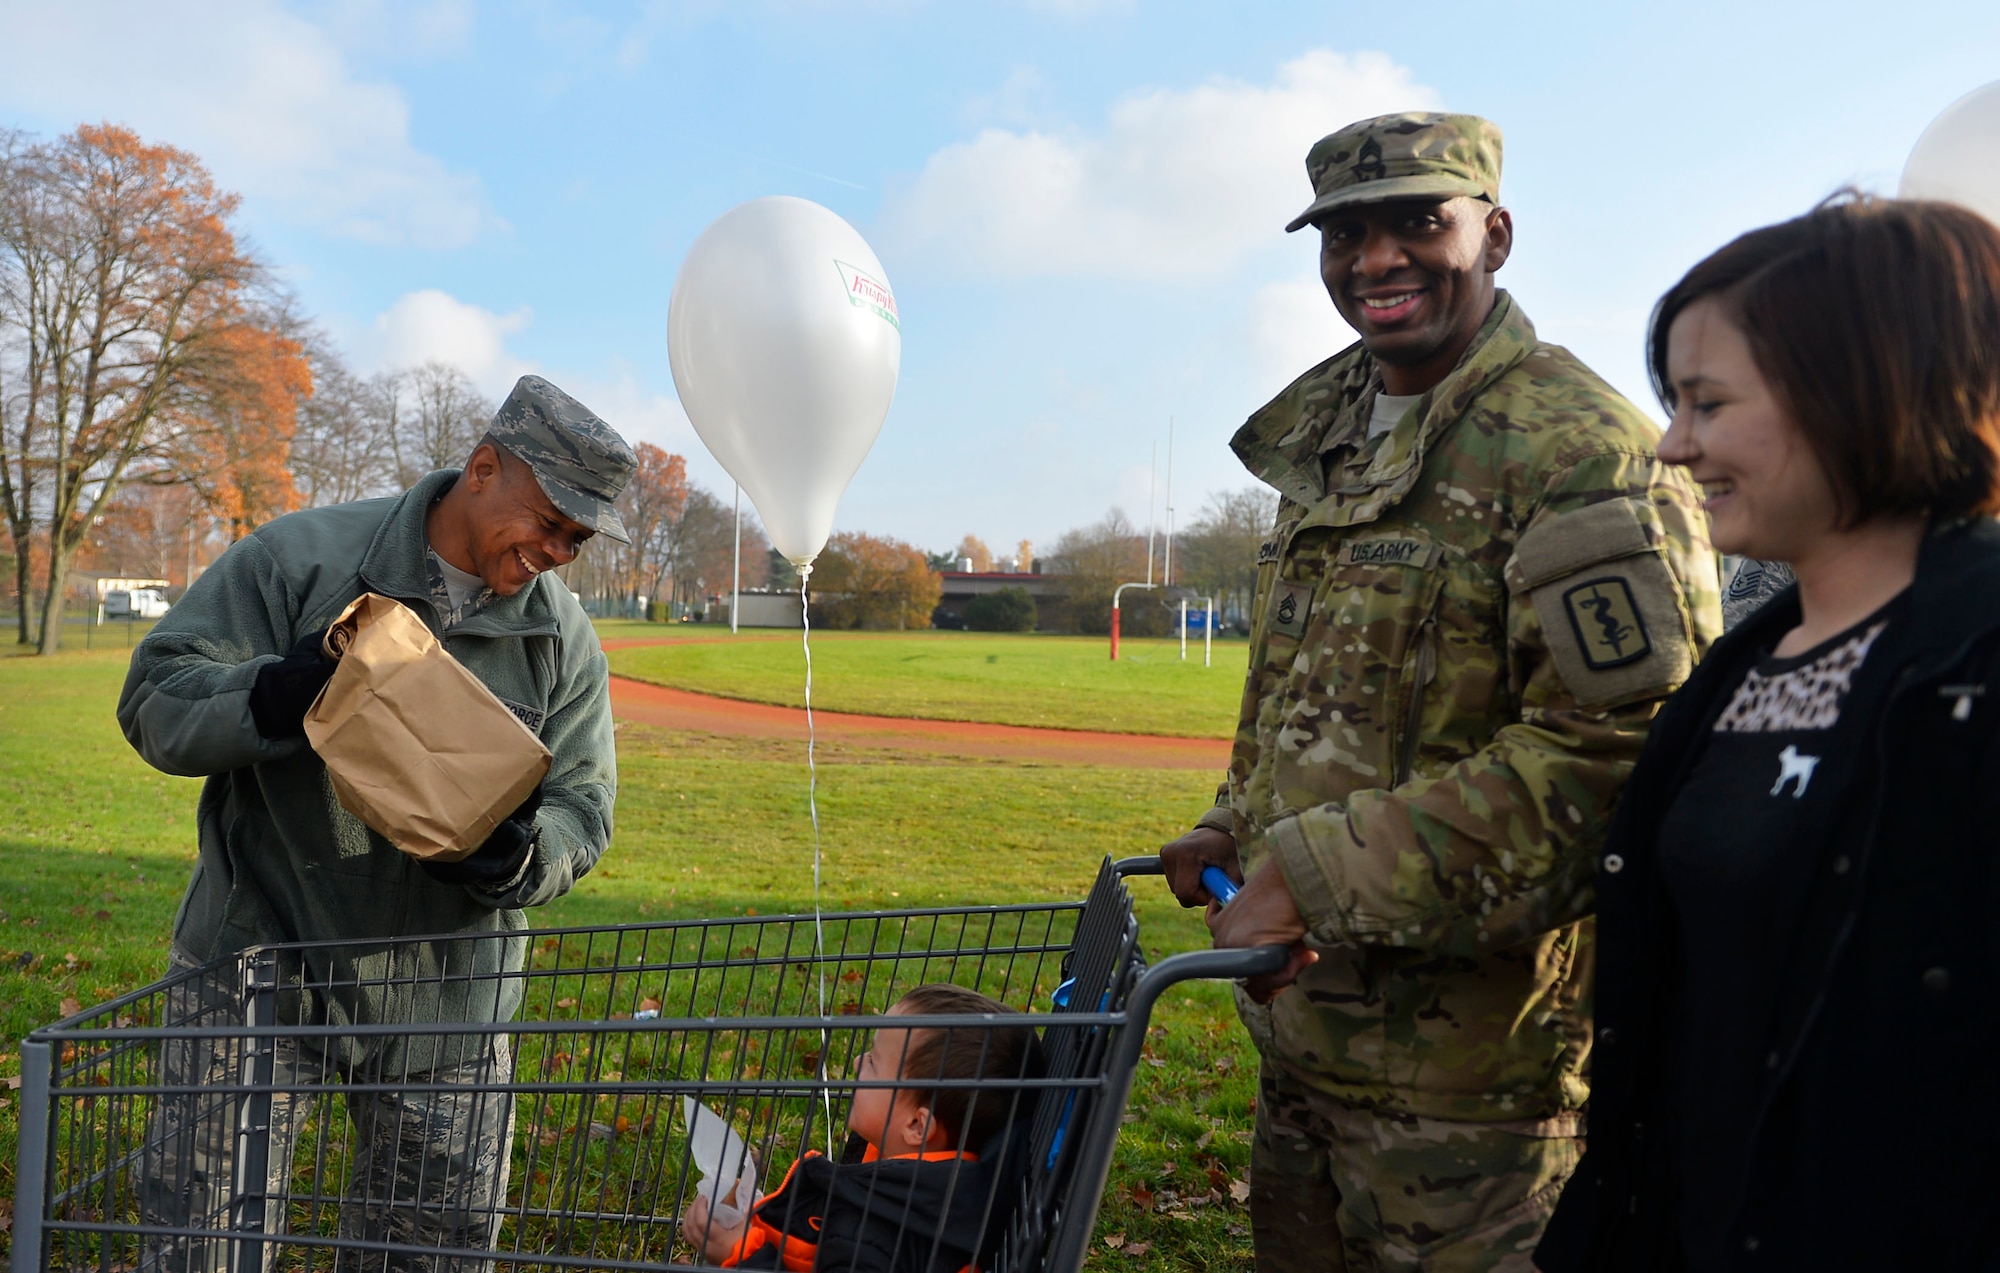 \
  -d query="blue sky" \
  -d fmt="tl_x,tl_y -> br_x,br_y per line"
4,0 -> 1998,557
